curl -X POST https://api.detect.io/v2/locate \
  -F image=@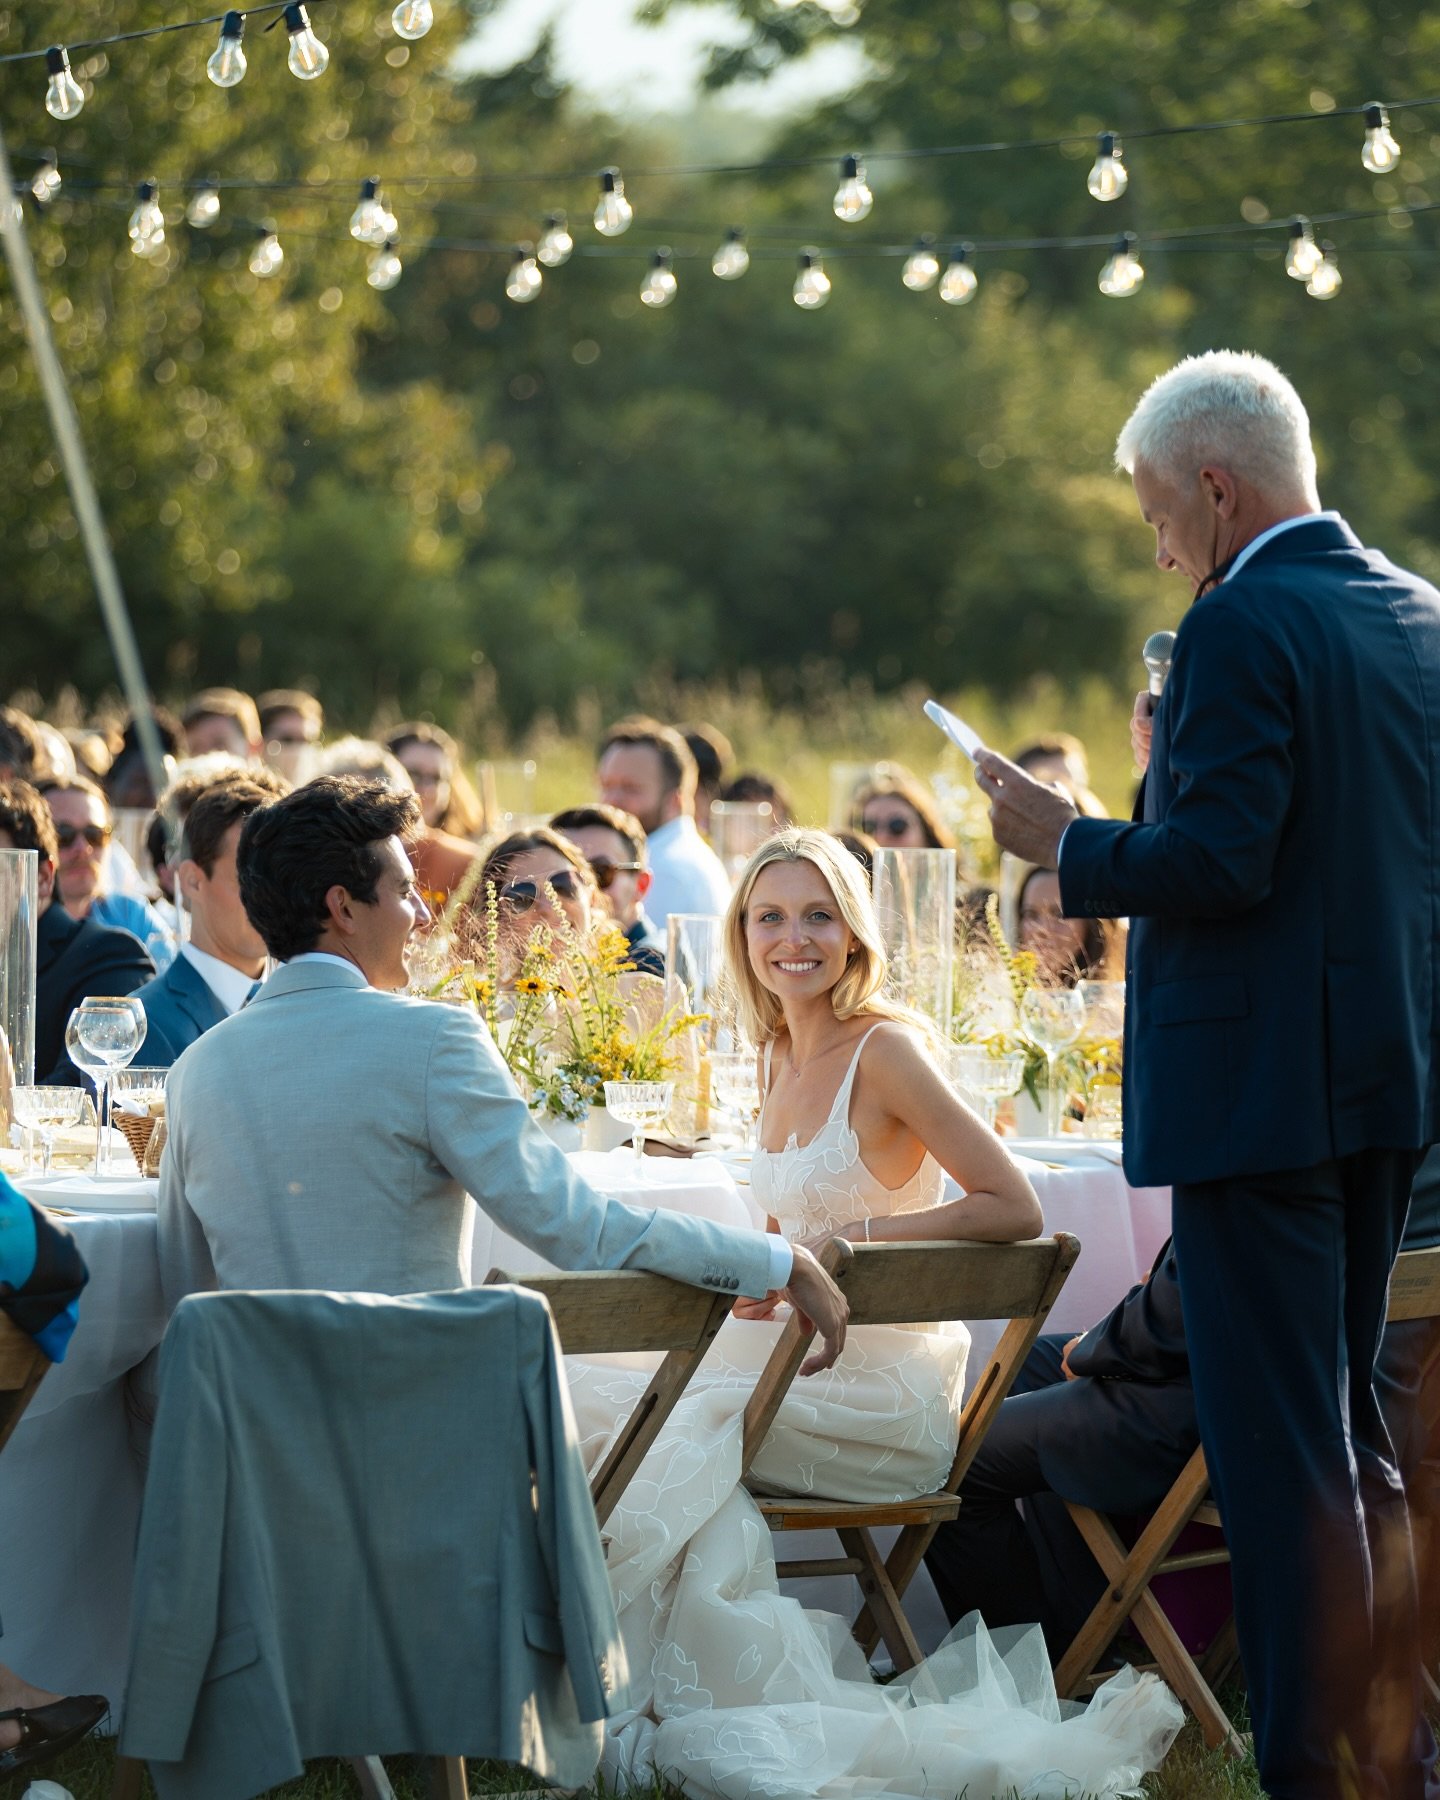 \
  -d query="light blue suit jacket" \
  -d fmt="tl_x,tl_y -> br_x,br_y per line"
132,954 -> 228,1070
